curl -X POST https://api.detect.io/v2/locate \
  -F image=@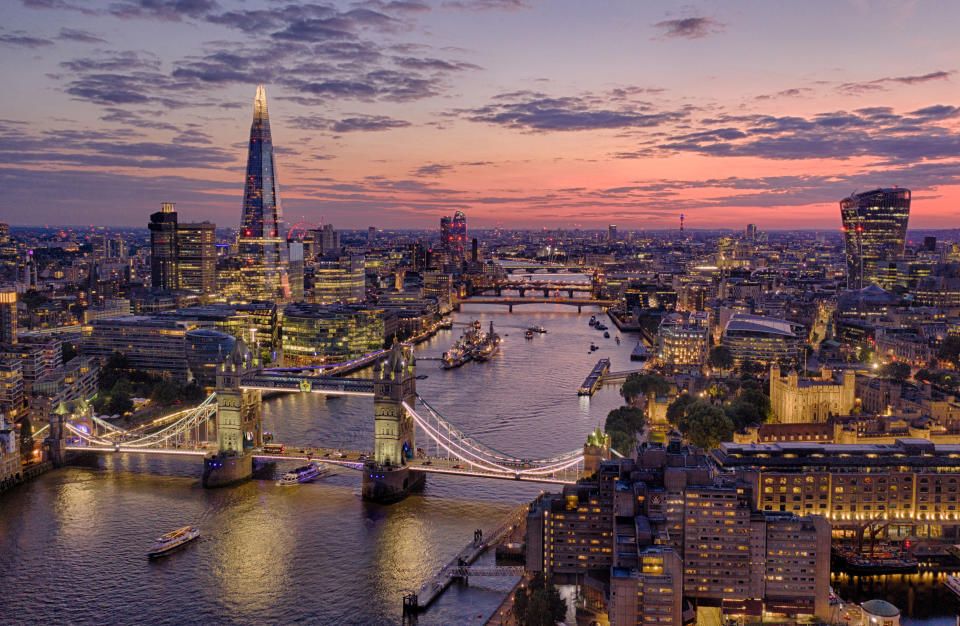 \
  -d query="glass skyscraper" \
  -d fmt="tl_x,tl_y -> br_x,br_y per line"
440,211 -> 467,264
240,85 -> 288,301
840,187 -> 911,290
